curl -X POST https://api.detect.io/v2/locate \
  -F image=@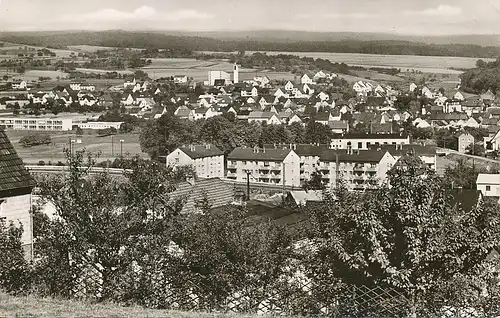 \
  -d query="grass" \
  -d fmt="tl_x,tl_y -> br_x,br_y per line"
6,131 -> 147,164
0,292 -> 276,318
